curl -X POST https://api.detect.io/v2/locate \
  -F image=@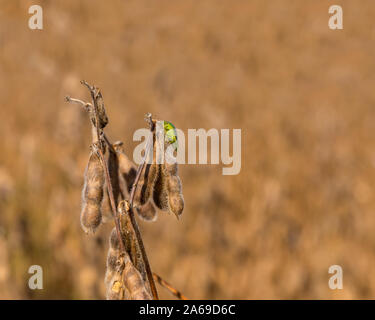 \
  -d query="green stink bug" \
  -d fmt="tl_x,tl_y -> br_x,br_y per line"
163,121 -> 178,150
